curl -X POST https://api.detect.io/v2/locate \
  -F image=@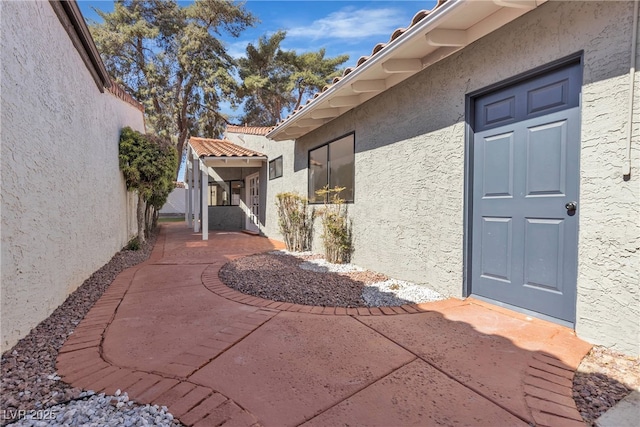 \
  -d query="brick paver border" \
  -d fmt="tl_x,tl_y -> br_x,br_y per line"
56,226 -> 587,427
56,228 -> 263,427
200,263 -> 464,316
524,353 -> 586,427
